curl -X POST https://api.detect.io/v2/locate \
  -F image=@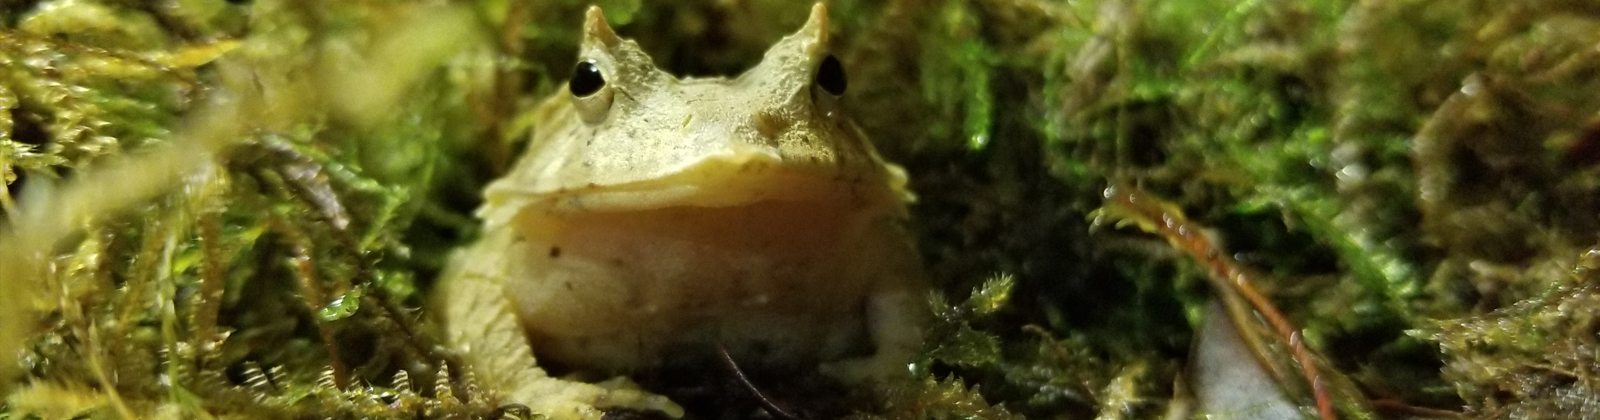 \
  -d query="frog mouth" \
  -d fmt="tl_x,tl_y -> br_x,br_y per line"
476,149 -> 911,234
527,159 -> 899,209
